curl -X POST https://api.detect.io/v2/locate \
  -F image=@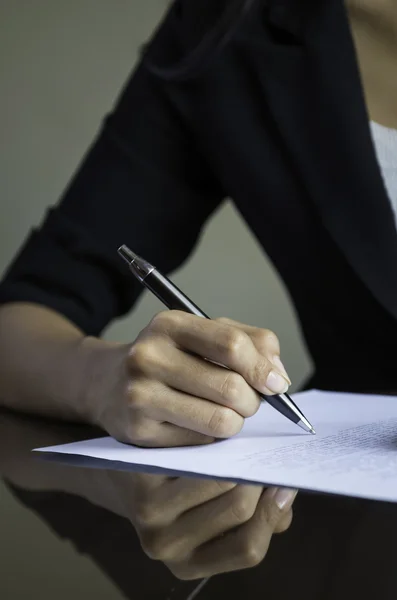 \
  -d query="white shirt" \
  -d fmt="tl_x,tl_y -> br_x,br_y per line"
369,121 -> 397,226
